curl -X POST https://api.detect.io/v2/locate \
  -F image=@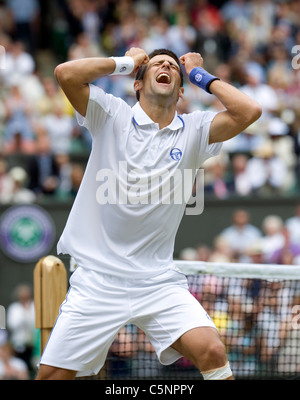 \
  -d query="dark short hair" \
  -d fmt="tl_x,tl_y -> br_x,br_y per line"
135,49 -> 184,101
